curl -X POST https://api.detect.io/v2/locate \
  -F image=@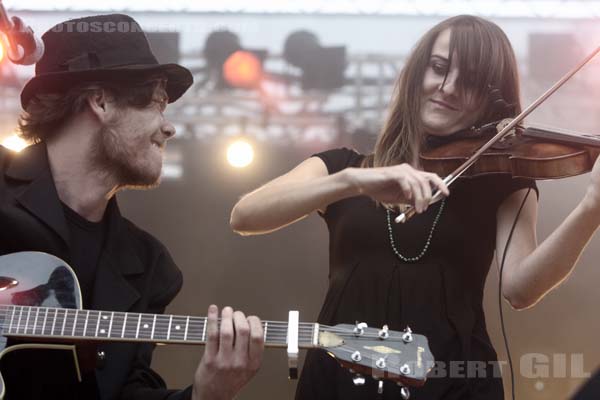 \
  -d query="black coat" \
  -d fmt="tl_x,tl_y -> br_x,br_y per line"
0,143 -> 192,400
